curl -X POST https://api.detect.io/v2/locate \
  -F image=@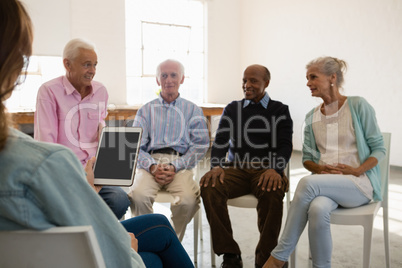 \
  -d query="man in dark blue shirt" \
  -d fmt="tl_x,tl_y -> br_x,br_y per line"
200,64 -> 293,268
